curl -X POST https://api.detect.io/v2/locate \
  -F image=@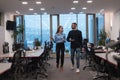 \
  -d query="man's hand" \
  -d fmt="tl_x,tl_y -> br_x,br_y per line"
69,38 -> 75,42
